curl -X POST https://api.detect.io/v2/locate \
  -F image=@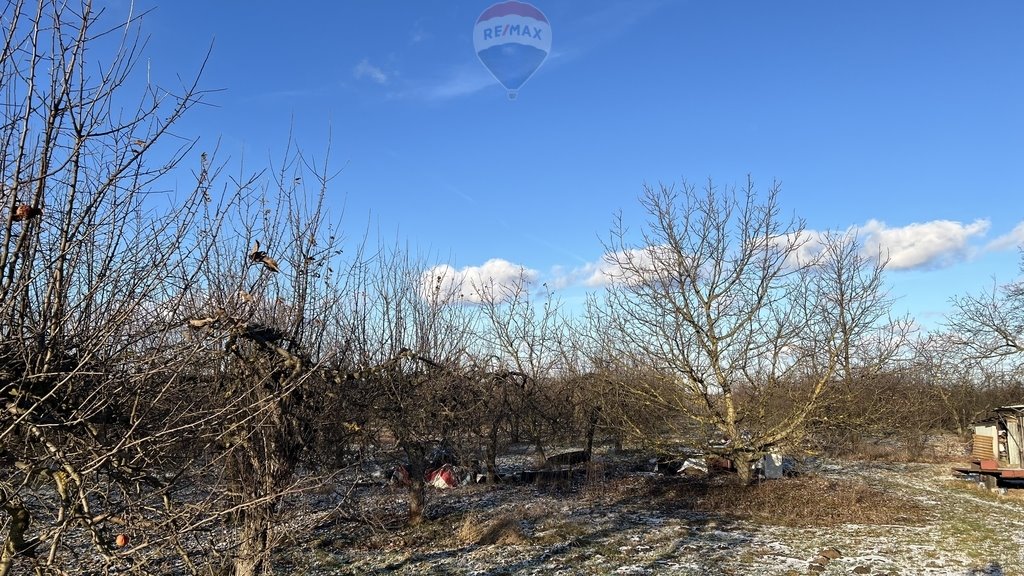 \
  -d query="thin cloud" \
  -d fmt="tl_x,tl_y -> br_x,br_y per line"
392,63 -> 497,101
987,220 -> 1024,252
549,0 -> 666,65
767,229 -> 832,268
353,58 -> 389,85
410,20 -> 429,44
548,261 -> 605,290
392,2 -> 667,102
551,245 -> 677,289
